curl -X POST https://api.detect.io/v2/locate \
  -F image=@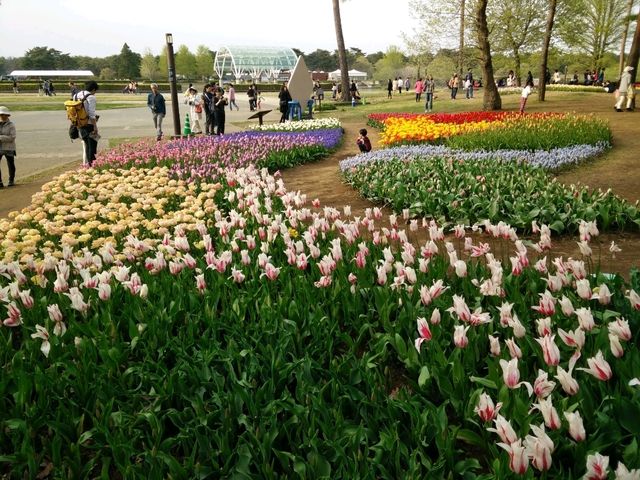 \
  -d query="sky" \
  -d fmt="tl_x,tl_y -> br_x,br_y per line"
0,0 -> 420,58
